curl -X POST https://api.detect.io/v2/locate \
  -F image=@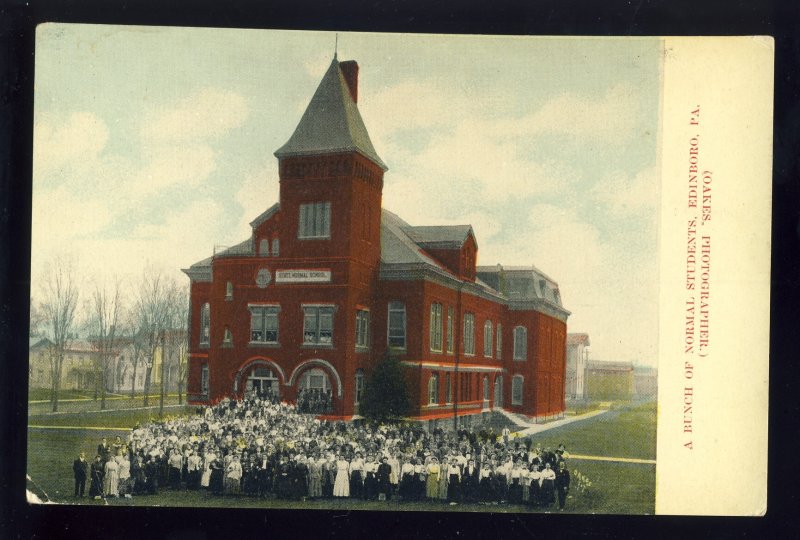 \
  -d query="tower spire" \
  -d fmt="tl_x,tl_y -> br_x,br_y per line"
334,33 -> 338,60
